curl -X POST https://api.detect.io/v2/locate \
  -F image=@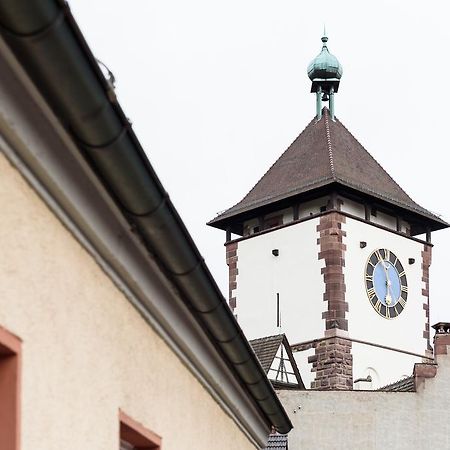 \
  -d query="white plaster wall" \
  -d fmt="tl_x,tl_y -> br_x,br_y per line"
352,342 -> 420,389
283,209 -> 294,223
344,217 -> 427,384
297,197 -> 328,219
268,346 -> 296,385
243,208 -> 295,236
340,197 -> 365,219
293,348 -> 315,388
371,209 -> 397,230
279,351 -> 450,450
400,219 -> 410,234
0,153 -> 255,450
243,218 -> 259,236
235,219 -> 323,344
264,207 -> 293,223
